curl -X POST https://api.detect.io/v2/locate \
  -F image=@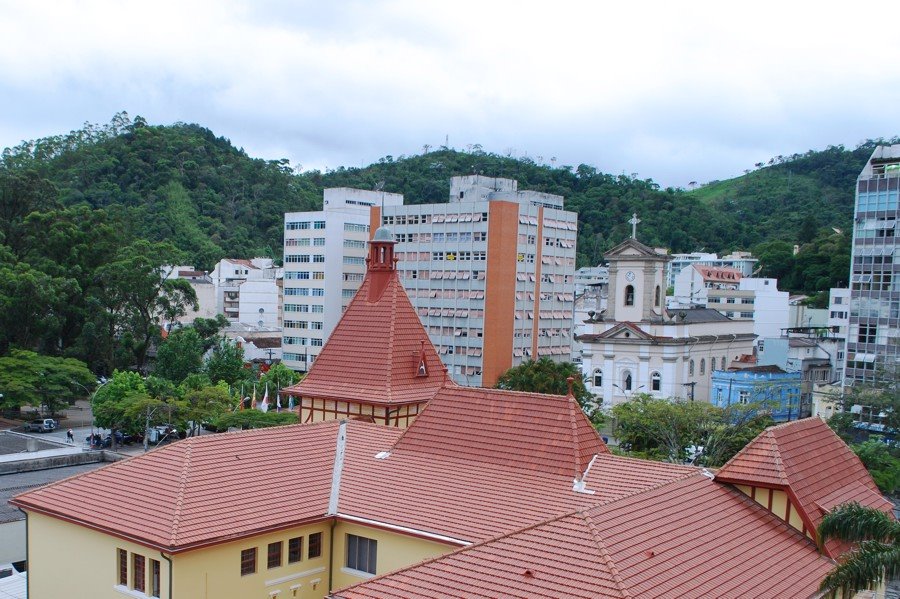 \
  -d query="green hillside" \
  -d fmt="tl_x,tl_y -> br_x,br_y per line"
0,113 -> 894,370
